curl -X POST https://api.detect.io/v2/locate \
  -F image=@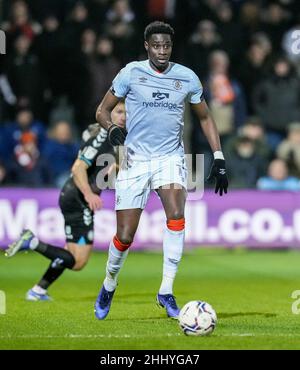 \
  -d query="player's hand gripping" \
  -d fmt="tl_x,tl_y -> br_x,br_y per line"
84,192 -> 103,212
207,159 -> 228,196
108,124 -> 127,146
